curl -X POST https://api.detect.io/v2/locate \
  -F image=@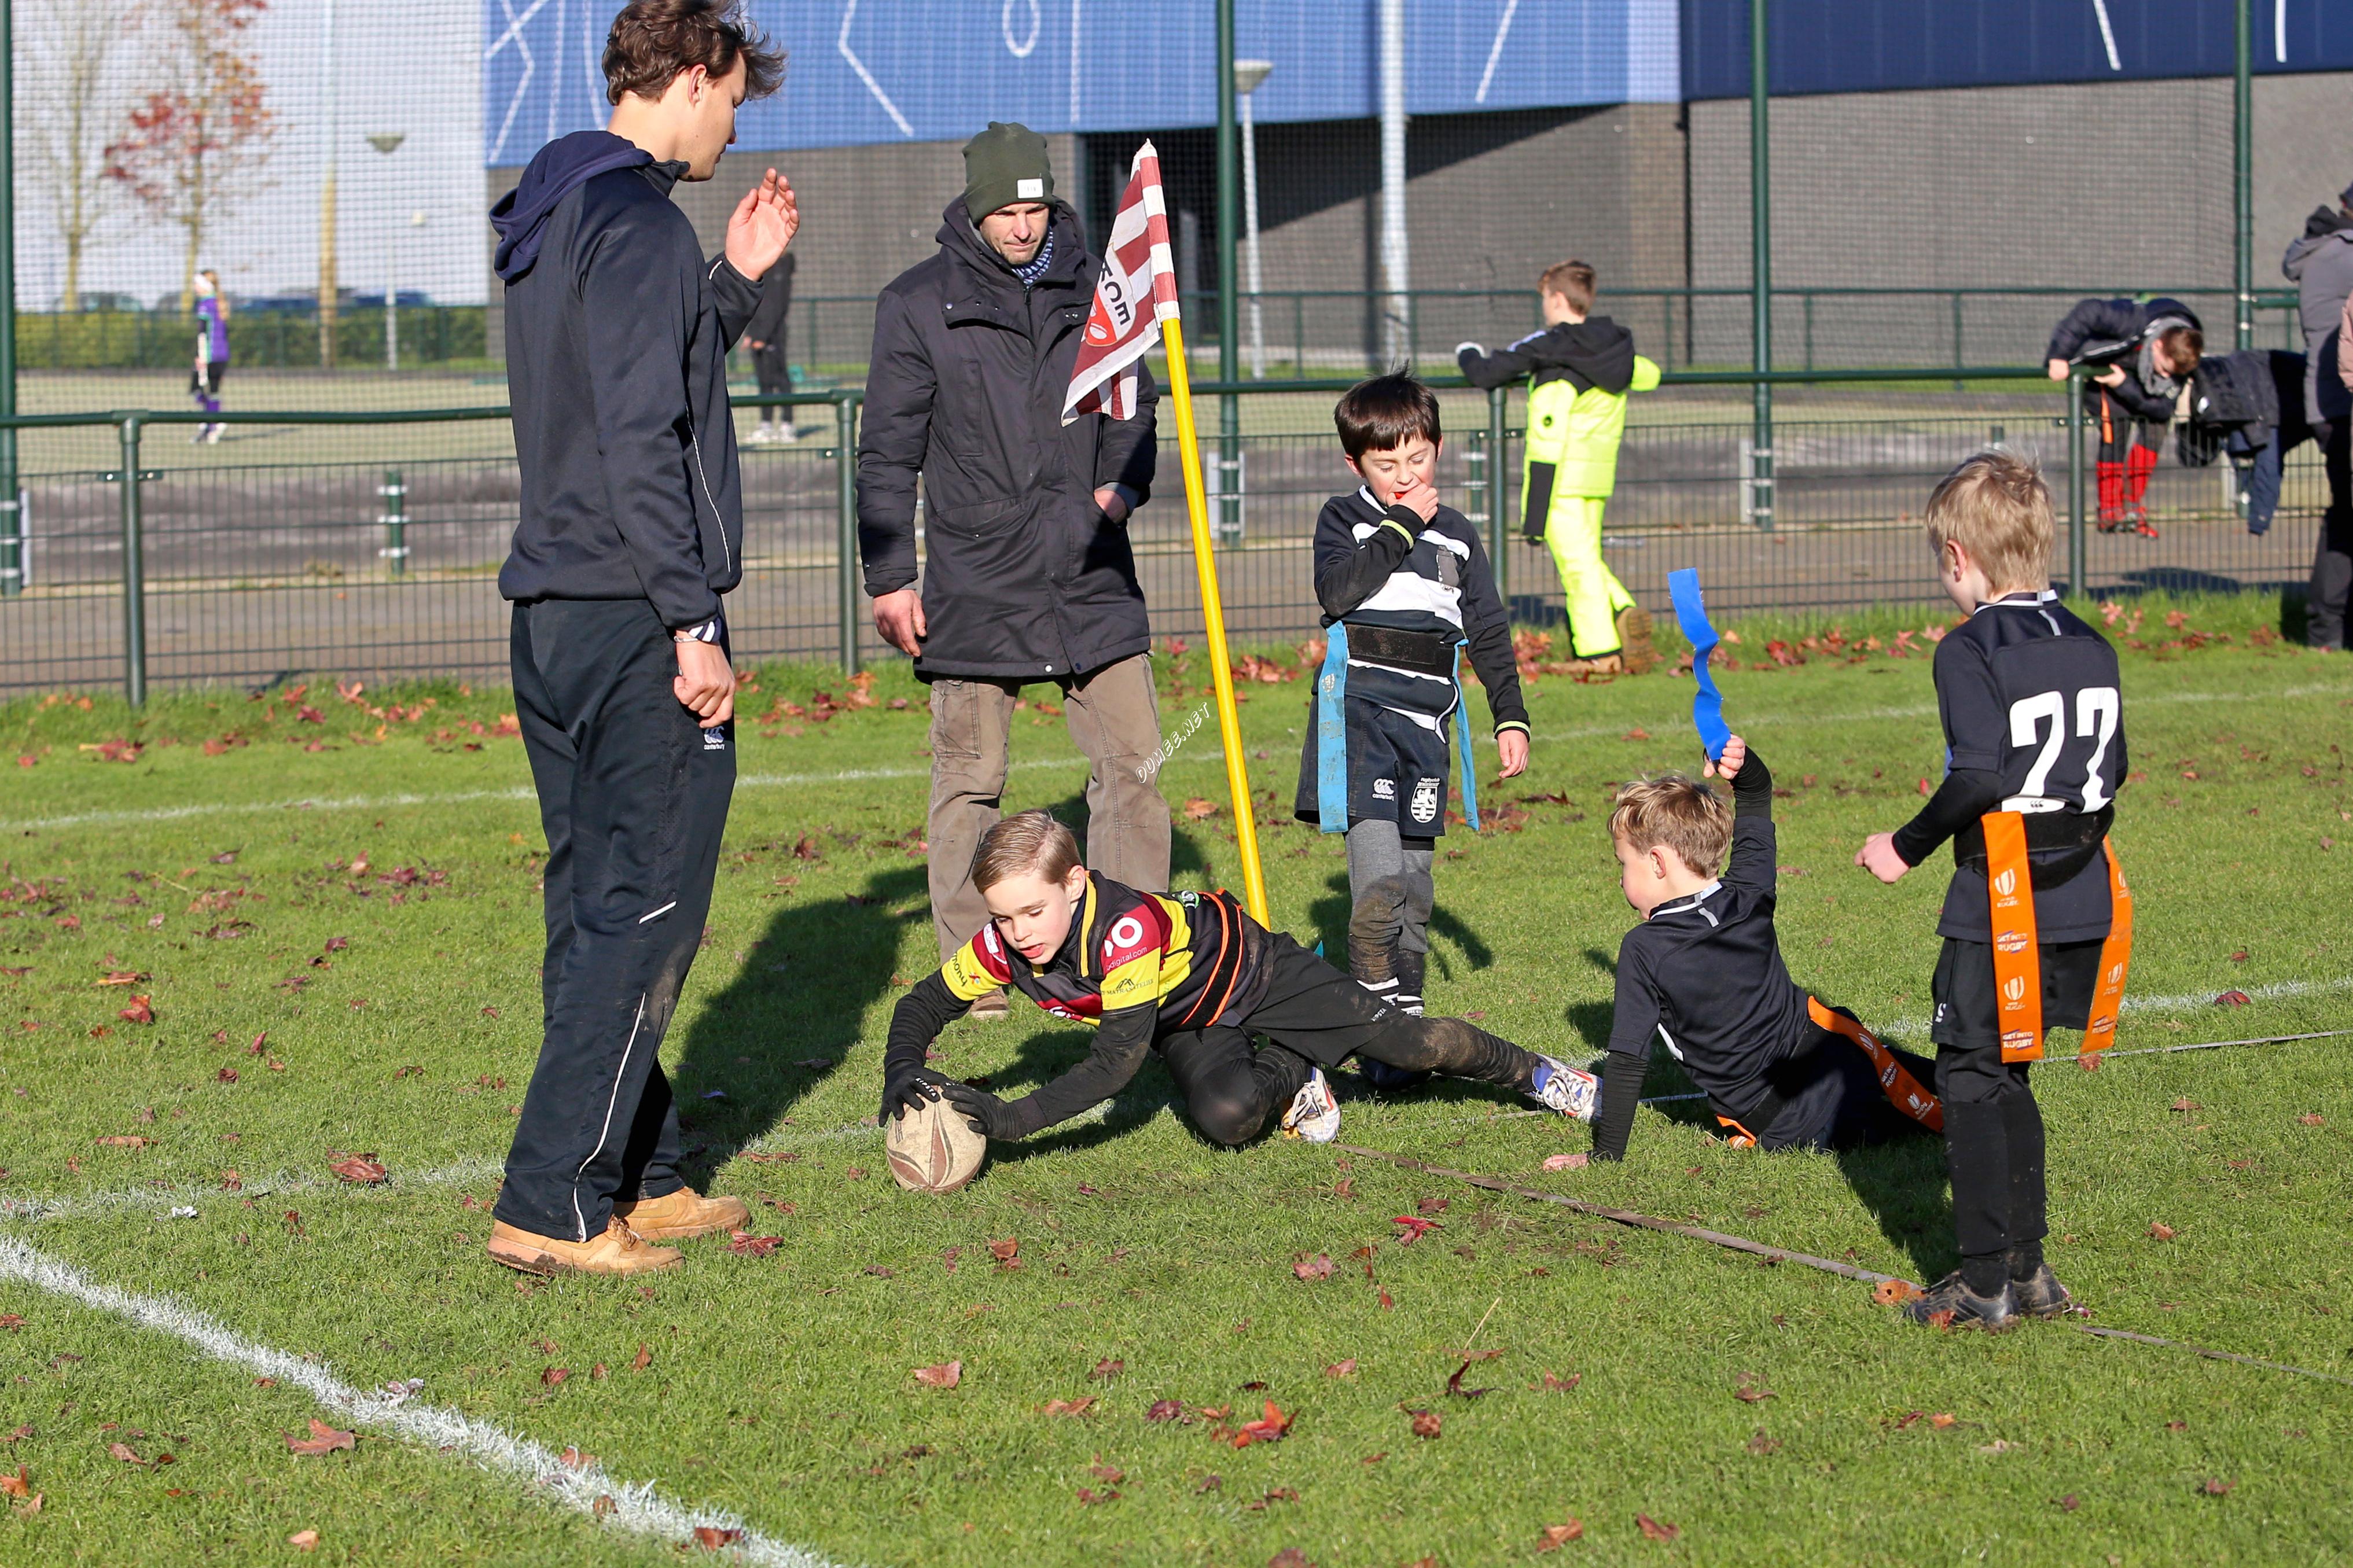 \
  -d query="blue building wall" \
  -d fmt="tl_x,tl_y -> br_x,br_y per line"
1681,0 -> 2353,100
484,1 -> 1682,166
